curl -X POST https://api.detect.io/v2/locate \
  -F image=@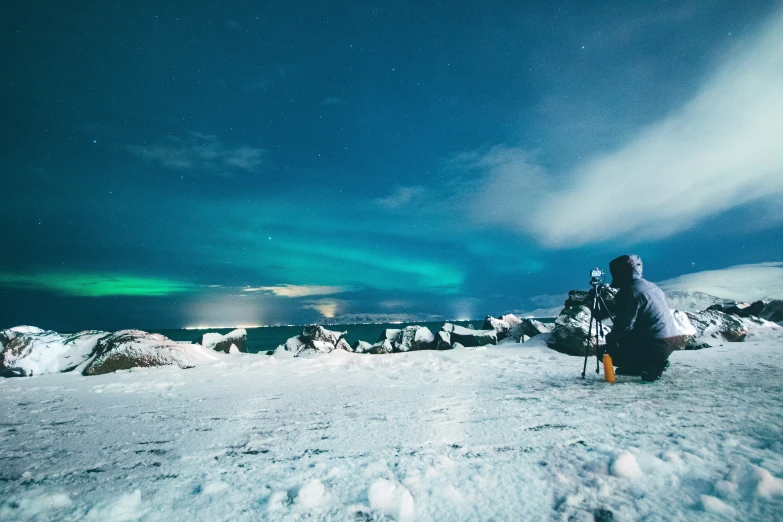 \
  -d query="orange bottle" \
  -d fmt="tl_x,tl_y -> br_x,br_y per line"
602,354 -> 615,383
